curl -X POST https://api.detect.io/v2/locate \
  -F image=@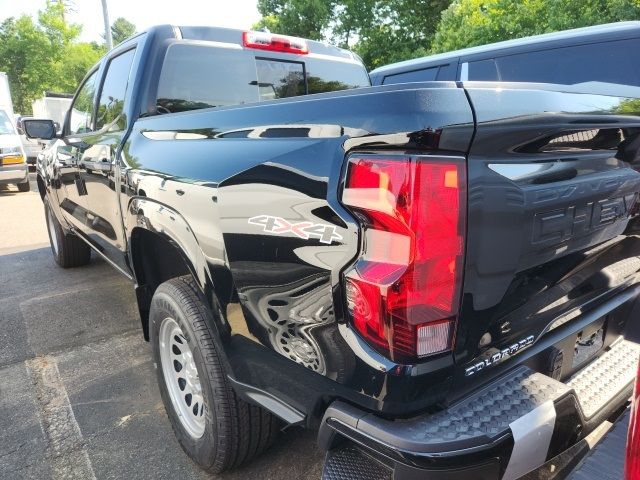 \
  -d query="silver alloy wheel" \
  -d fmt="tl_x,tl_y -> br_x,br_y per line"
47,208 -> 59,256
159,317 -> 206,439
